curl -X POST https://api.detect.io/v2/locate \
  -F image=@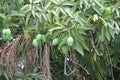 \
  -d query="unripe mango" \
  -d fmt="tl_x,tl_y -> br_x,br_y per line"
2,29 -> 12,41
2,29 -> 7,35
6,29 -> 11,36
67,36 -> 73,46
8,35 -> 13,40
52,38 -> 59,46
2,34 -> 7,41
32,39 -> 38,48
41,35 -> 46,43
36,34 -> 42,42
